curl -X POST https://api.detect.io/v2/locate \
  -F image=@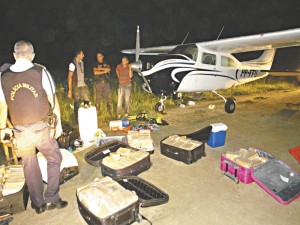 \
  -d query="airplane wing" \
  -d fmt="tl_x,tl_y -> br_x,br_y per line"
122,45 -> 178,55
263,70 -> 300,76
200,28 -> 300,53
122,28 -> 300,55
